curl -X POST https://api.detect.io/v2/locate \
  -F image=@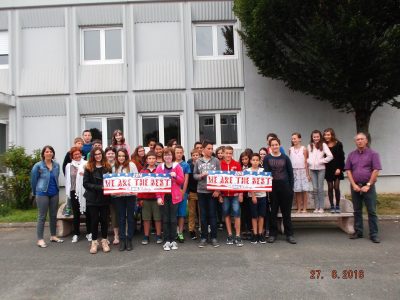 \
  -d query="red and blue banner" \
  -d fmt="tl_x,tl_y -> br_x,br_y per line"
207,170 -> 272,192
103,173 -> 171,195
